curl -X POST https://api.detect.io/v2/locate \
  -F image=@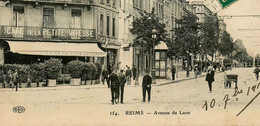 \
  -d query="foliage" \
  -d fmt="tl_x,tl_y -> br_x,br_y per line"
201,14 -> 220,61
219,30 -> 234,56
90,63 -> 97,80
83,62 -> 97,80
170,14 -> 200,58
95,62 -> 102,79
44,58 -> 63,79
232,39 -> 249,62
17,65 -> 31,83
130,8 -> 167,53
67,60 -> 85,78
30,63 -> 45,82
